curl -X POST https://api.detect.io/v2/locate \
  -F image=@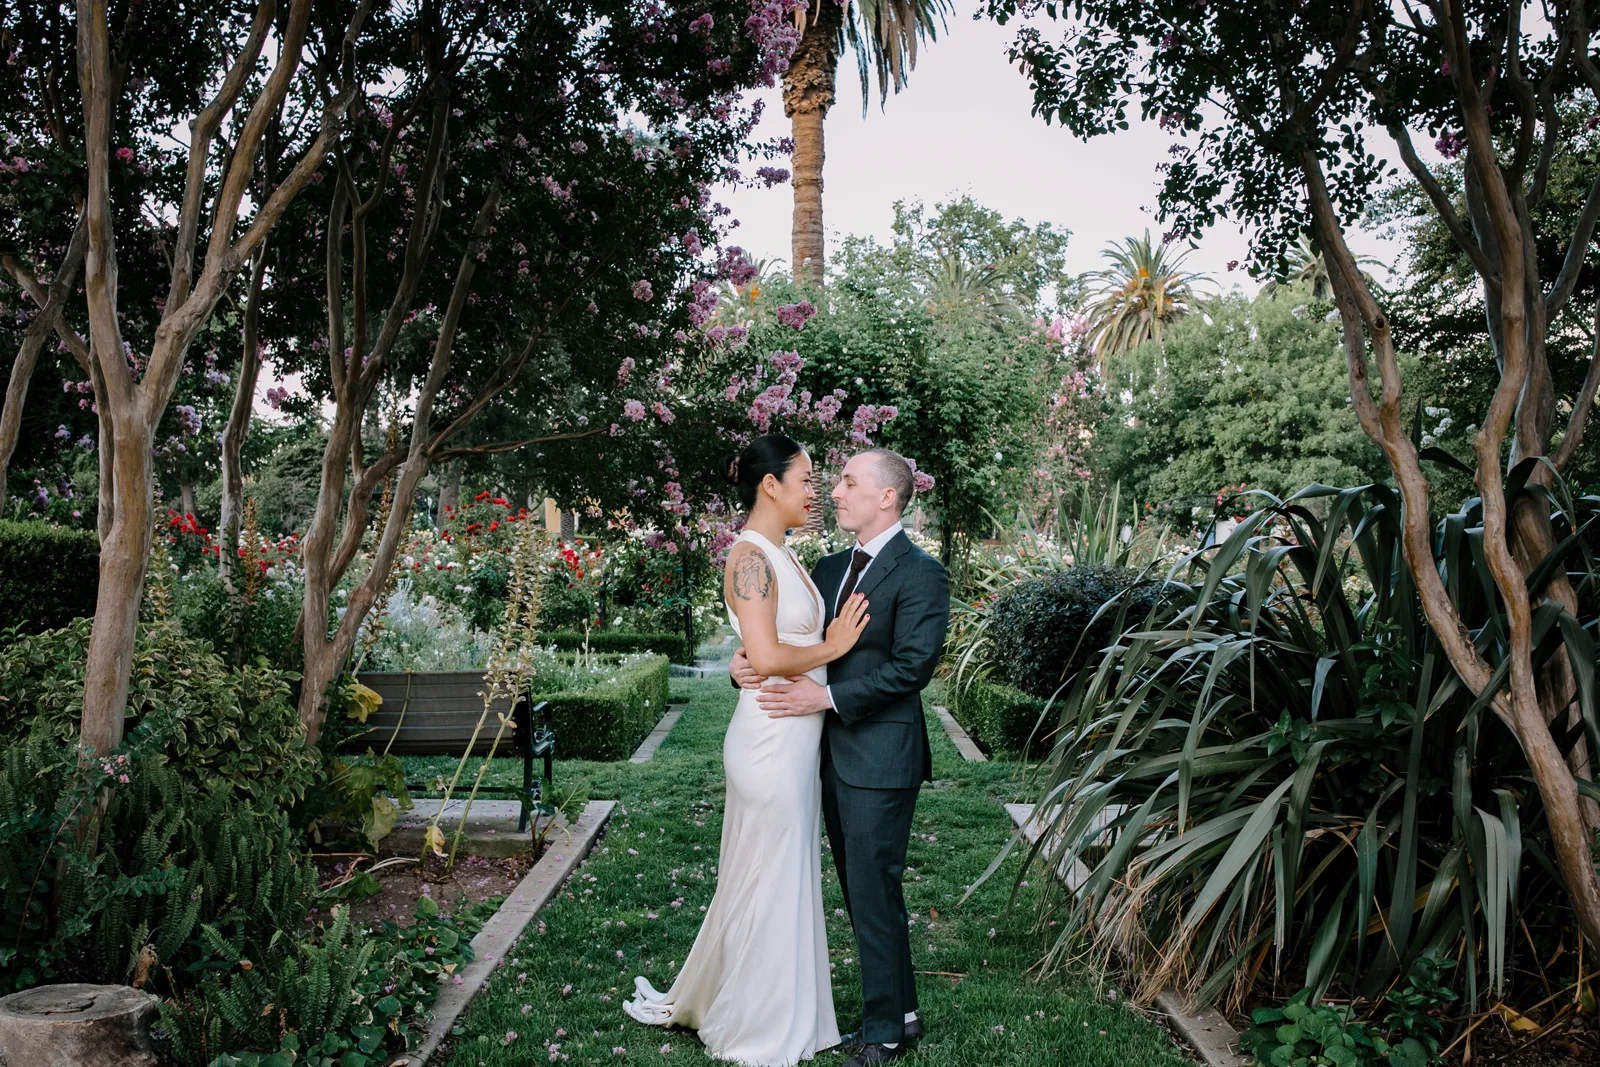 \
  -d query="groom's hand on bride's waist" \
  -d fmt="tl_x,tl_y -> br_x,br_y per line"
730,647 -> 767,690
759,675 -> 830,717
